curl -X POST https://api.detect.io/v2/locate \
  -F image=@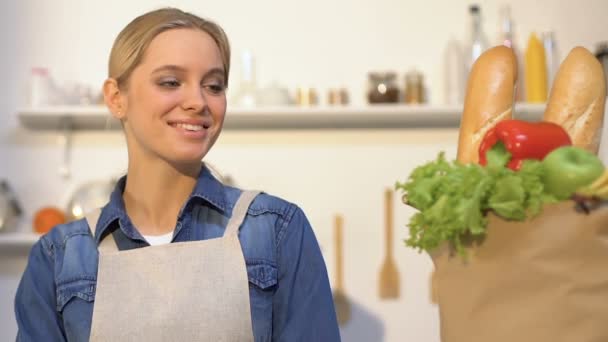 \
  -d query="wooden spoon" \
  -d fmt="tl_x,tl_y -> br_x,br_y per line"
332,214 -> 351,325
379,188 -> 400,299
